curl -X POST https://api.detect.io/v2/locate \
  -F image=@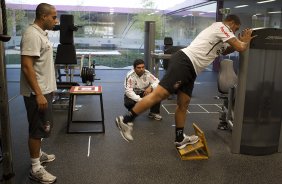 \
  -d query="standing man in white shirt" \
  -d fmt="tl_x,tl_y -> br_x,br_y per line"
20,3 -> 58,184
116,14 -> 255,149
124,59 -> 162,121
